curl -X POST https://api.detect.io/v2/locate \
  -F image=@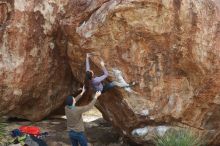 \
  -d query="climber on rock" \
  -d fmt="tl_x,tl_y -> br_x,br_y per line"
85,53 -> 135,93
65,85 -> 101,146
